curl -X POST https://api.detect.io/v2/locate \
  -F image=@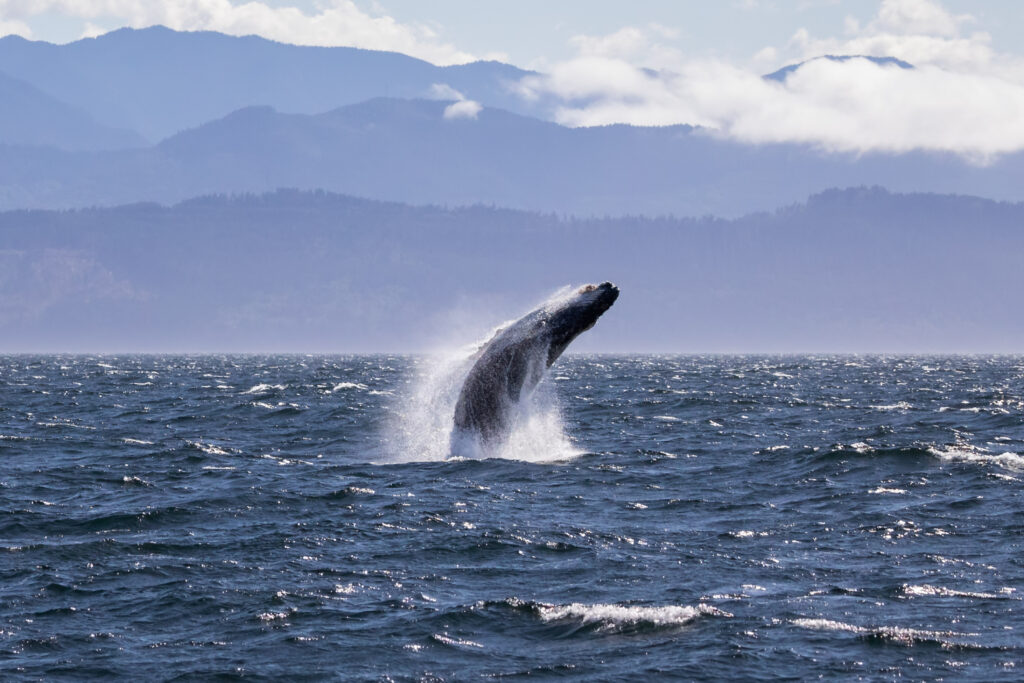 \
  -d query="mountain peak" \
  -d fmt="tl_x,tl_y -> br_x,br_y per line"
764,55 -> 914,82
